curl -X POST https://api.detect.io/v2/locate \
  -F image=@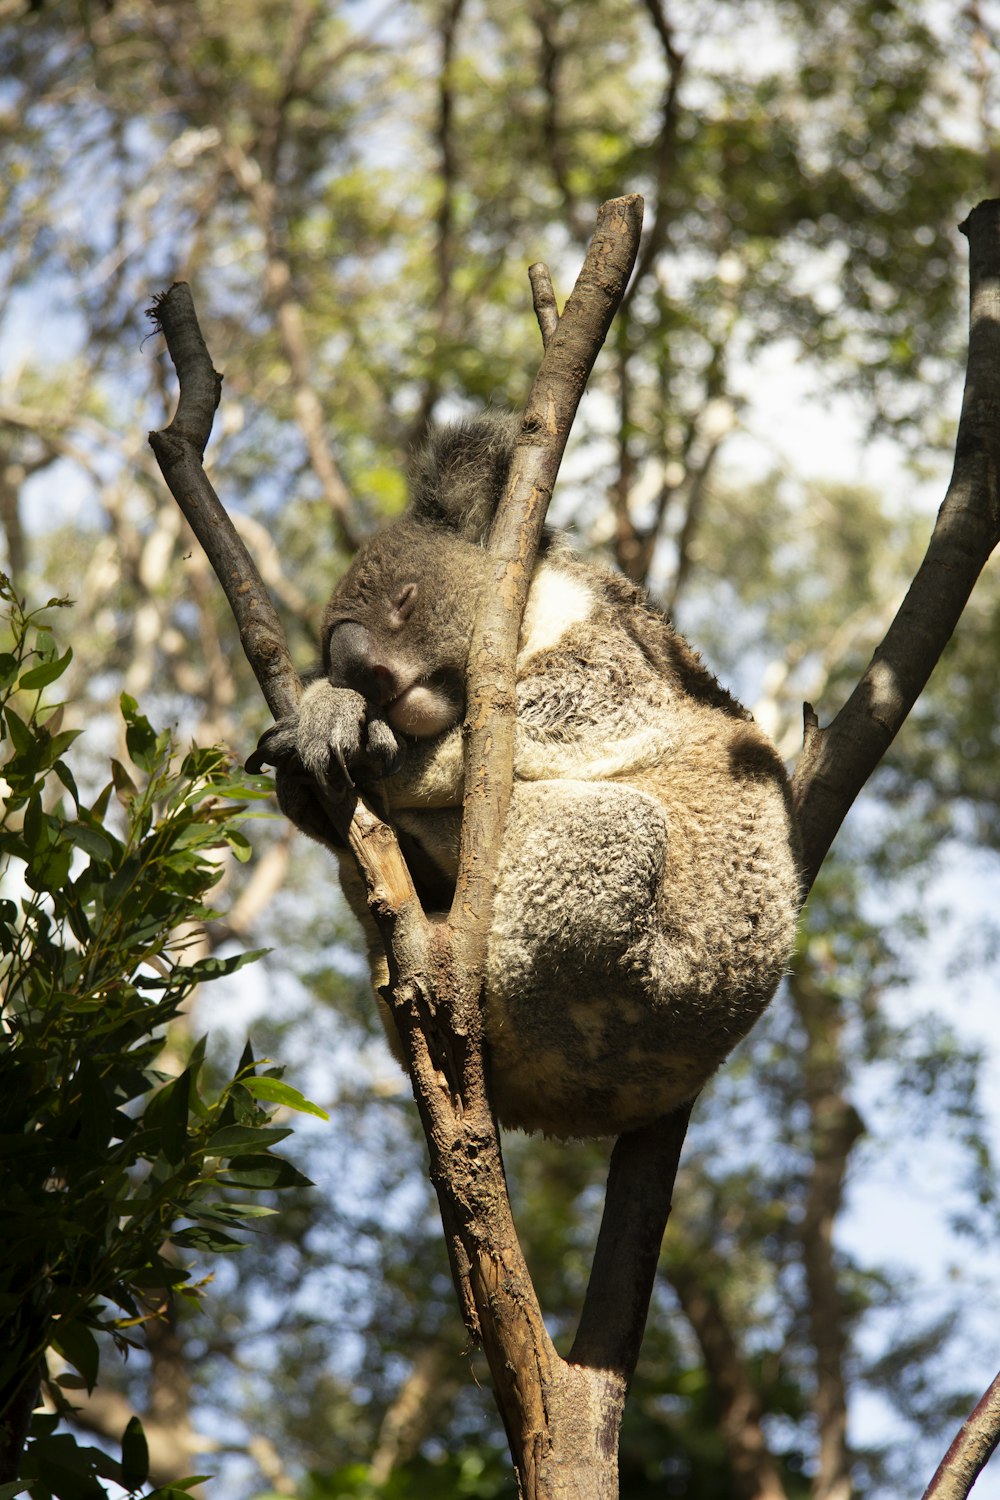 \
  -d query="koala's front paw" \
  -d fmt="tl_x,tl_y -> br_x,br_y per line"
247,685 -> 377,849
298,681 -> 401,784
247,681 -> 401,788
